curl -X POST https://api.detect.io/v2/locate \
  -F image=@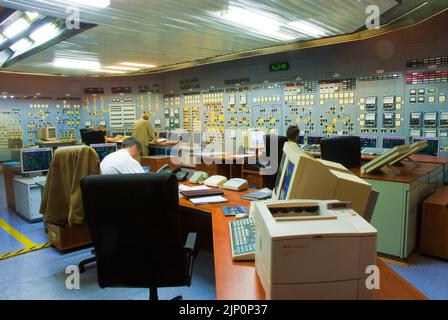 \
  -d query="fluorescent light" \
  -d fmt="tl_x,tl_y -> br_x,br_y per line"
4,18 -> 30,38
0,34 -> 6,45
120,62 -> 156,68
215,6 -> 296,41
97,69 -> 126,74
25,12 -> 40,21
107,65 -> 140,71
10,38 -> 32,52
67,0 -> 111,8
53,58 -> 100,70
30,23 -> 59,44
288,20 -> 328,37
